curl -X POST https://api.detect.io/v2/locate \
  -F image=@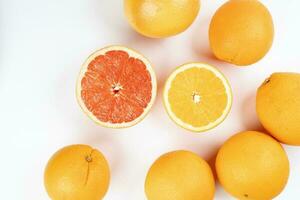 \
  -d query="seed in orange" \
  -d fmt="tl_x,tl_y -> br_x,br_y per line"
44,144 -> 110,200
76,45 -> 157,128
